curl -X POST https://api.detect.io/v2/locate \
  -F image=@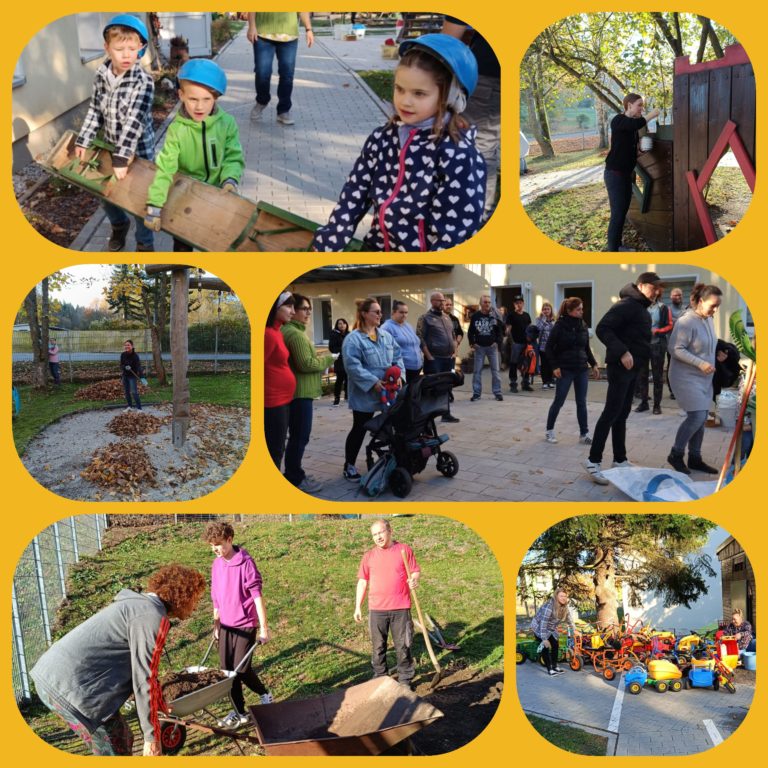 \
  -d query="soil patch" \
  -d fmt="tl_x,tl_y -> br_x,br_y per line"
161,670 -> 229,702
21,403 -> 250,501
